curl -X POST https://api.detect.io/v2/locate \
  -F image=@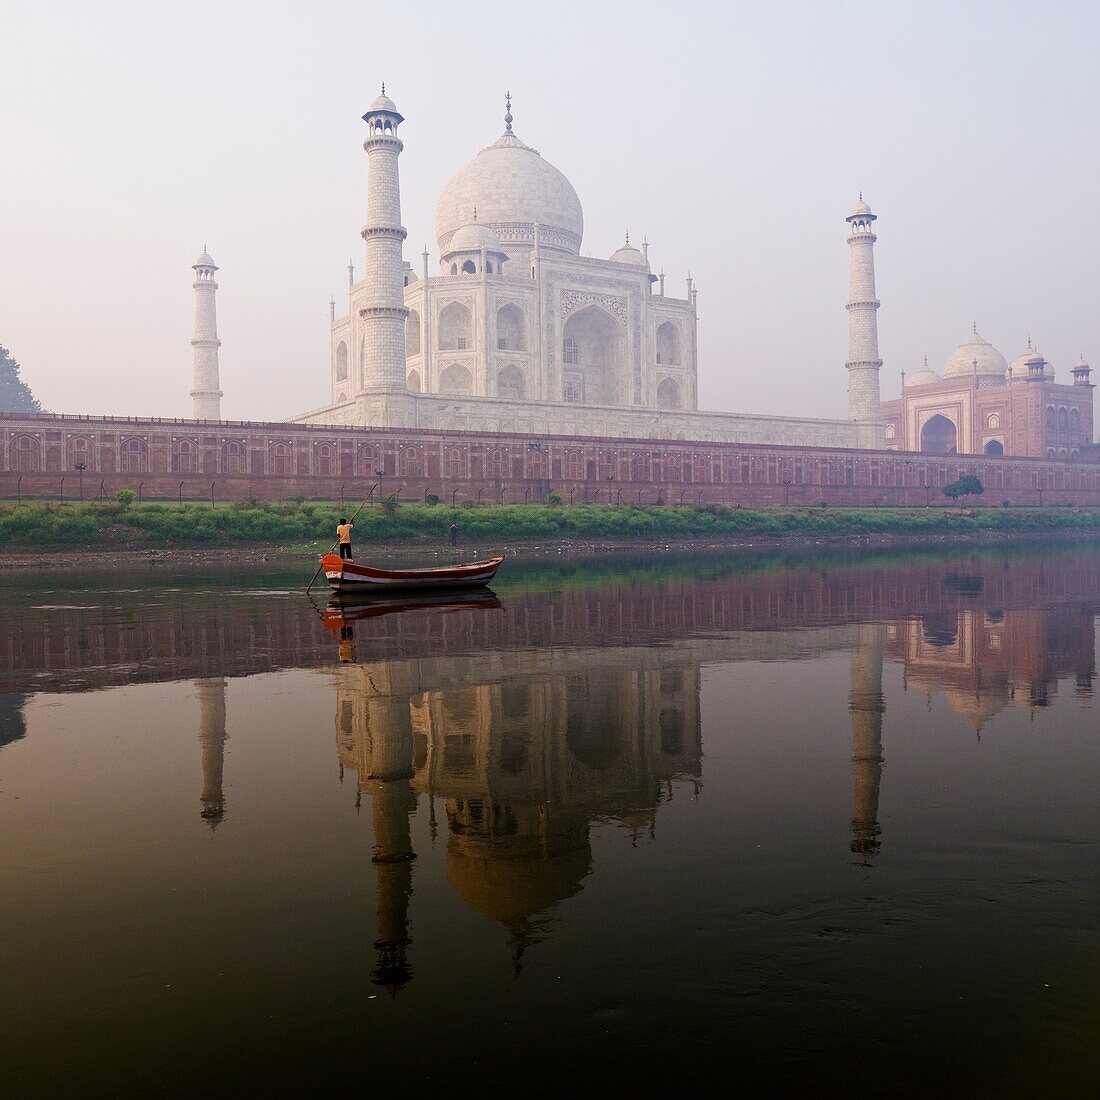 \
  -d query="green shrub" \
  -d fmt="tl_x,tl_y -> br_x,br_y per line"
114,488 -> 135,508
425,493 -> 440,506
